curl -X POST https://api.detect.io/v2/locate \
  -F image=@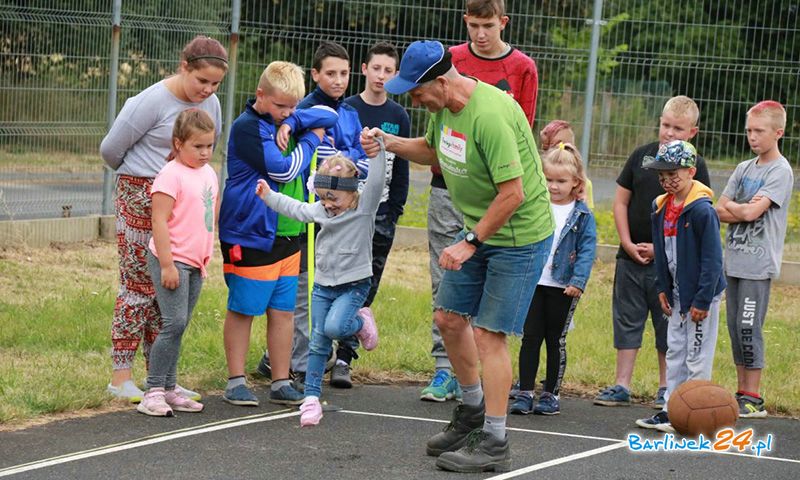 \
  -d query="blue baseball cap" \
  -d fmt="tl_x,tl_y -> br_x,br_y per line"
643,140 -> 697,170
385,40 -> 453,95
